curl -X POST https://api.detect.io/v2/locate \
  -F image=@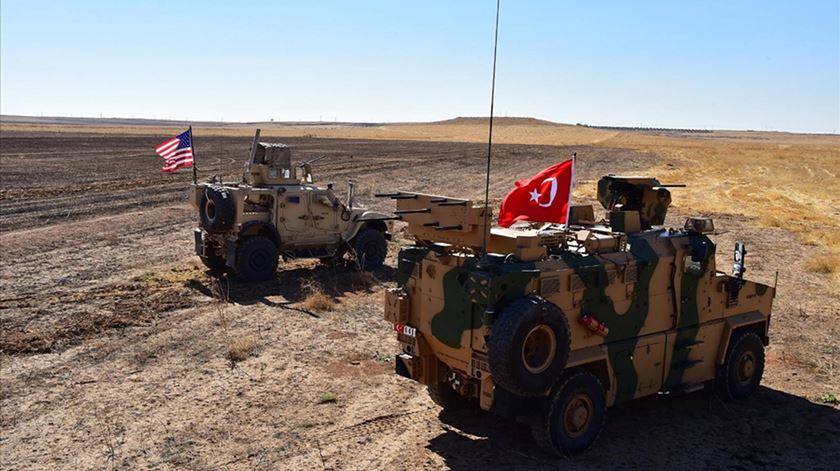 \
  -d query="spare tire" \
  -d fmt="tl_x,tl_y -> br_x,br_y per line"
489,296 -> 571,396
199,186 -> 235,233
